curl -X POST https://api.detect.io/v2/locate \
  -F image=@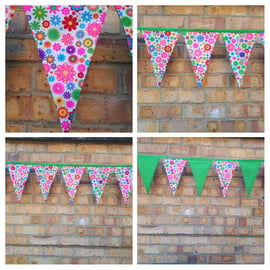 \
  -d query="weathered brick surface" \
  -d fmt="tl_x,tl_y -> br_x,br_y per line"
138,138 -> 264,264
138,6 -> 264,132
6,139 -> 132,264
6,6 -> 132,132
